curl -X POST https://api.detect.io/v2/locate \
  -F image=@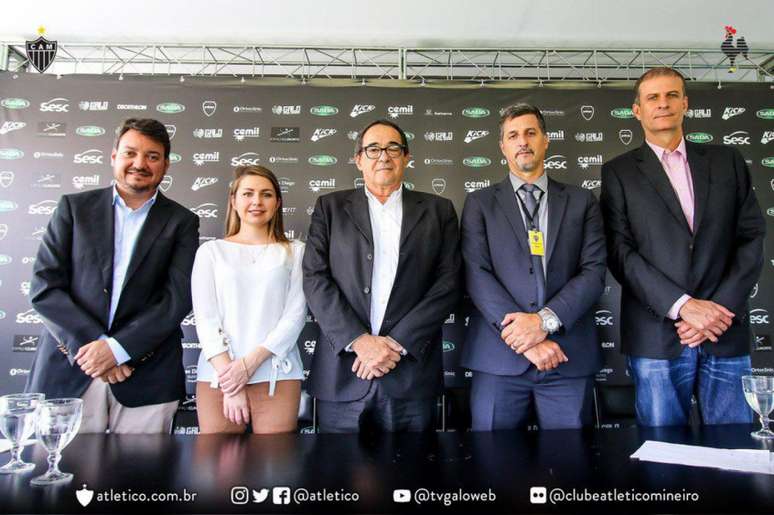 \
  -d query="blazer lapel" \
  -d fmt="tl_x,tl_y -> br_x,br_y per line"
344,189 -> 373,246
122,193 -> 173,286
685,141 -> 710,234
493,177 -> 529,255
91,187 -> 114,290
634,143 -> 692,234
546,179 -> 568,264
399,188 -> 426,248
